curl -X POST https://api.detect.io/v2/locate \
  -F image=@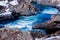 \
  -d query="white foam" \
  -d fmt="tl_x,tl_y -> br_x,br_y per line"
0,0 -> 18,6
0,0 -> 9,6
0,0 -> 12,16
9,0 -> 18,5
42,7 -> 58,14
0,1 -> 7,6
4,21 -> 33,30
